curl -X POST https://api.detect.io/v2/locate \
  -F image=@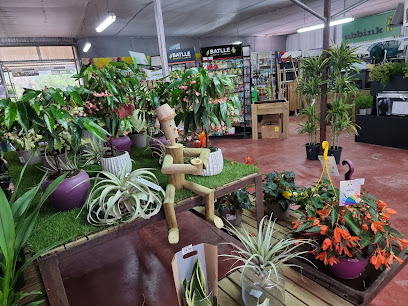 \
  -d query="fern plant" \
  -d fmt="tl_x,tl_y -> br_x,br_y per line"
84,164 -> 164,225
